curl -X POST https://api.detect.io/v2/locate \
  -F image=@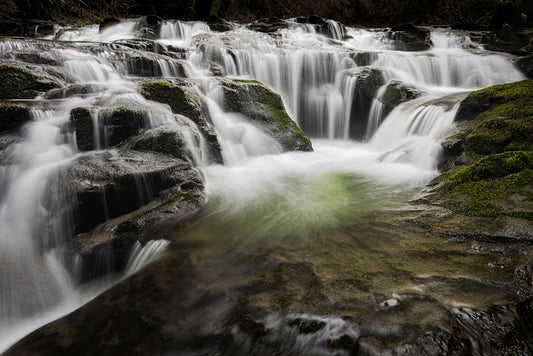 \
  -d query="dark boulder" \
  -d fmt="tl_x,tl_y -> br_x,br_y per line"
0,20 -> 55,38
220,79 -> 313,152
516,55 -> 533,78
344,67 -> 385,139
128,126 -> 194,162
482,30 -> 533,56
0,103 -> 31,132
69,106 -> 146,151
388,24 -> 432,51
67,149 -> 202,233
207,15 -> 234,32
140,81 -> 222,163
0,63 -> 59,99
379,80 -> 422,110
69,107 -> 94,151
